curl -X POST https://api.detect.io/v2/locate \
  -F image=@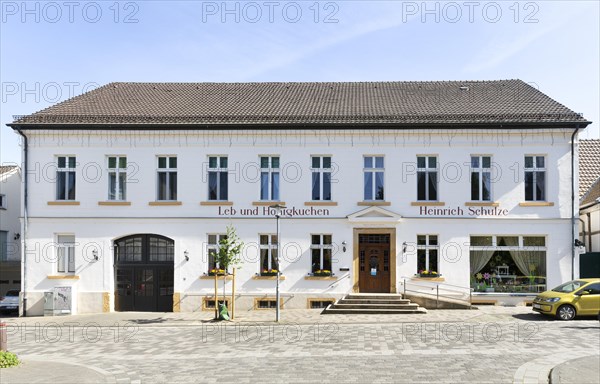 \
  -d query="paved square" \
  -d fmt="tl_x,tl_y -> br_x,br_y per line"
2,307 -> 599,383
